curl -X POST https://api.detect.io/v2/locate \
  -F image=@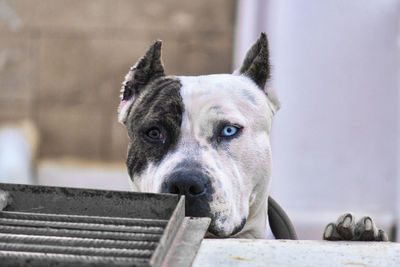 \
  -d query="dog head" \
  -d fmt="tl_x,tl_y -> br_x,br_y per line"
118,33 -> 280,237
